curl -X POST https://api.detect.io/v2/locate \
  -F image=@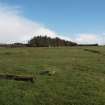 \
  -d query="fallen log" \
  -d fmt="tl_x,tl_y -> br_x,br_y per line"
14,75 -> 34,83
39,70 -> 50,75
0,74 -> 34,83
39,70 -> 56,76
